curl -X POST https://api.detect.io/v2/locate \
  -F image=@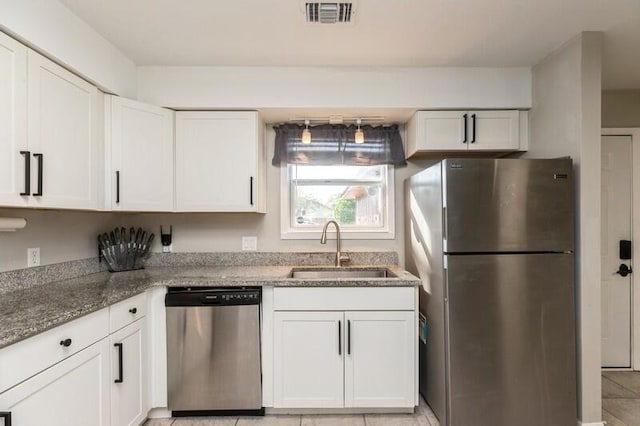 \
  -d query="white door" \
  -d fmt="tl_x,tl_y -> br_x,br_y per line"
175,111 -> 261,212
412,111 -> 468,151
601,135 -> 633,367
344,311 -> 415,408
273,311 -> 344,408
0,338 -> 110,426
110,320 -> 146,426
466,110 -> 520,151
0,32 -> 28,207
27,50 -> 99,210
109,96 -> 174,211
